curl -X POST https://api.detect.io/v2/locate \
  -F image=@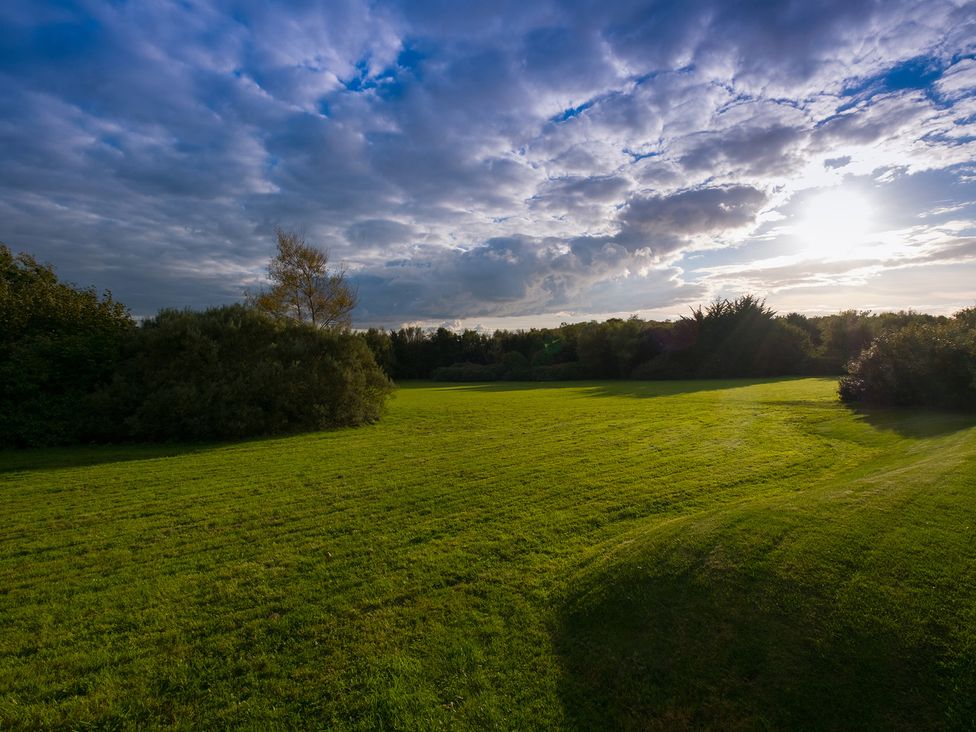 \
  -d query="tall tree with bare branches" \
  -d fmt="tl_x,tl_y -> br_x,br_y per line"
248,229 -> 357,329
